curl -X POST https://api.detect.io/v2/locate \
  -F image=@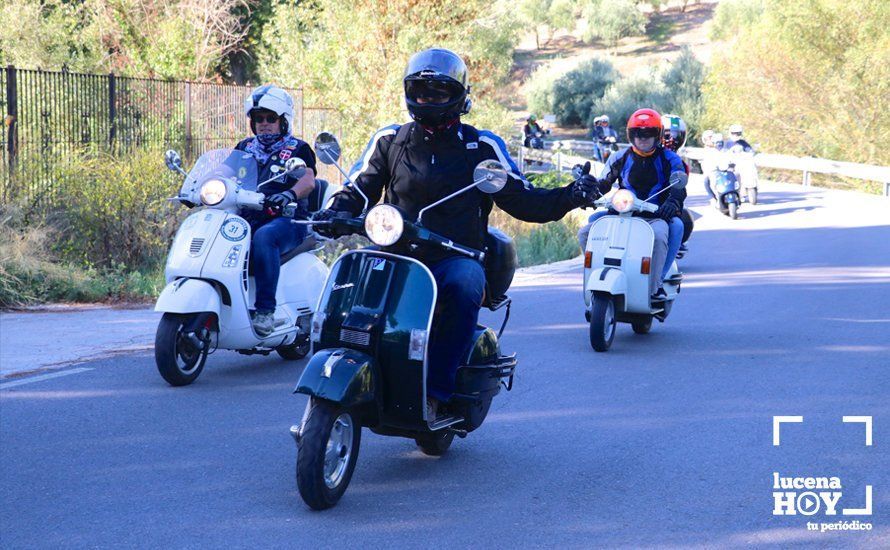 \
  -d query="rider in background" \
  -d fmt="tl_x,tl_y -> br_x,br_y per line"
235,85 -> 317,336
591,114 -> 619,162
523,114 -> 545,147
576,109 -> 687,301
725,124 -> 754,152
